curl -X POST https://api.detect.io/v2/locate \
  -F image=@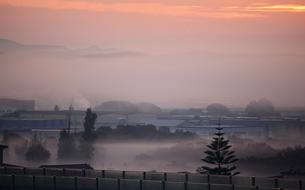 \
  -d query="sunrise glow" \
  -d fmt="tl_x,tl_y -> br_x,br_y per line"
0,0 -> 305,19
0,0 -> 305,108
259,4 -> 305,12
